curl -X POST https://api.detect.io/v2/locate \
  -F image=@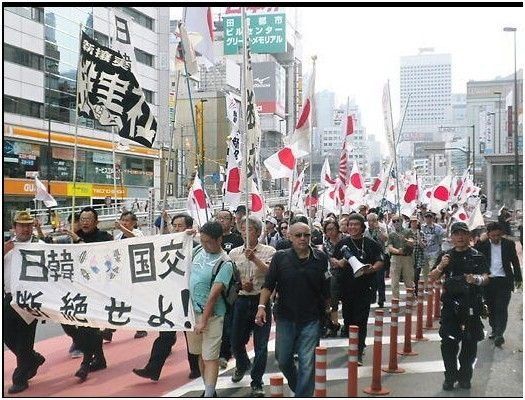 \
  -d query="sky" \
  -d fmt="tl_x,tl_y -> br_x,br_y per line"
171,5 -> 523,153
